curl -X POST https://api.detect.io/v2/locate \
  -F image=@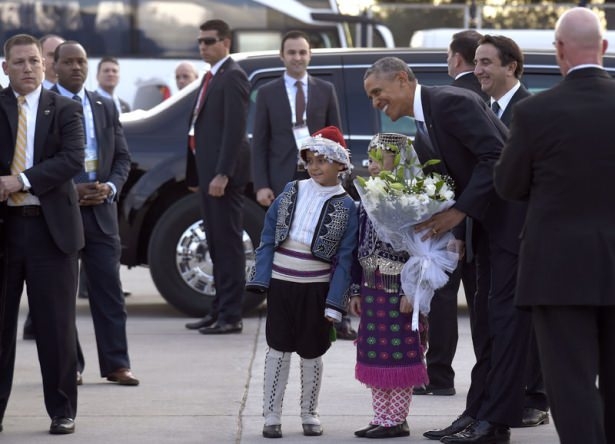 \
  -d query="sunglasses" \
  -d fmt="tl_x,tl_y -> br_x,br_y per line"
197,37 -> 223,46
